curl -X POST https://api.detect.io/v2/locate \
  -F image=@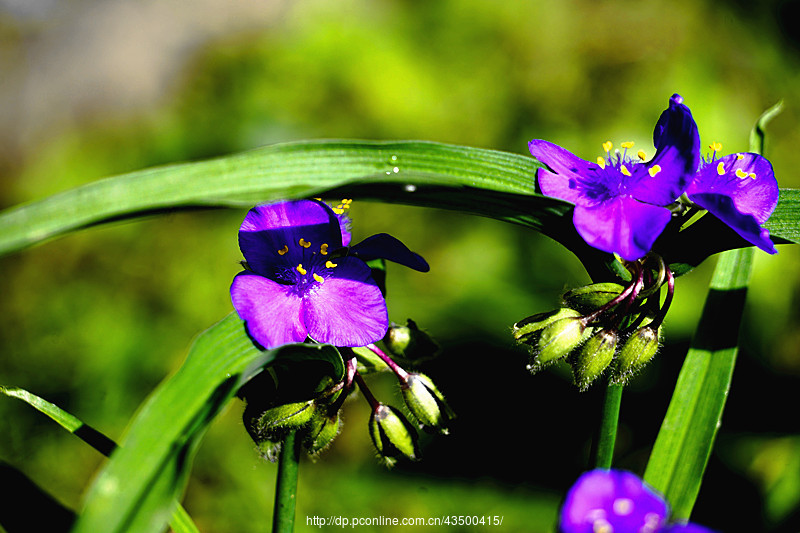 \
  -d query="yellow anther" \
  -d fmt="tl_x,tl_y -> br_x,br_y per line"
620,165 -> 632,177
299,238 -> 311,248
709,142 -> 723,152
332,207 -> 345,215
341,198 -> 352,205
320,243 -> 329,255
637,150 -> 647,161
296,264 -> 307,275
735,168 -> 749,179
277,245 -> 289,256
620,141 -> 634,149
602,141 -> 613,153
717,162 -> 725,175
313,273 -> 324,283
648,165 -> 662,178
749,172 -> 757,179
325,260 -> 338,268
736,154 -> 745,160
596,156 -> 606,169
